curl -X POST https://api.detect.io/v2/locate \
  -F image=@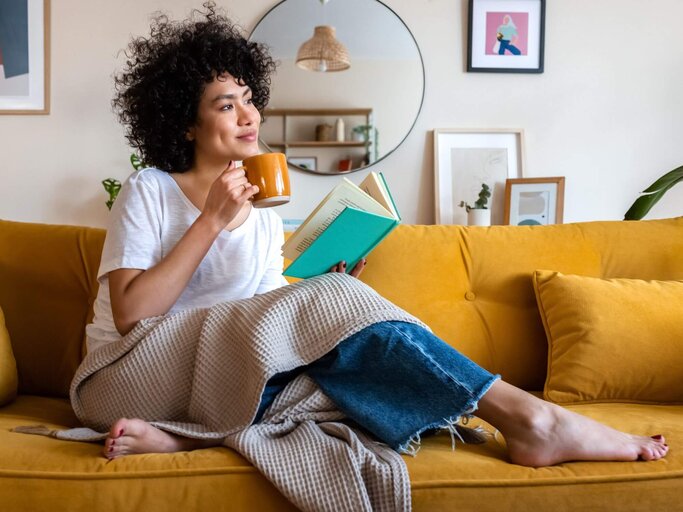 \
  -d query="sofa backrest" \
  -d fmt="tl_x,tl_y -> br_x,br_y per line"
361,217 -> 683,390
0,220 -> 105,398
1,217 -> 682,398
